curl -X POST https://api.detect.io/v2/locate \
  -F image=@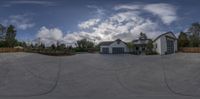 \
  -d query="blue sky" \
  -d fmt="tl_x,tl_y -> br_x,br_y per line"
0,0 -> 200,45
